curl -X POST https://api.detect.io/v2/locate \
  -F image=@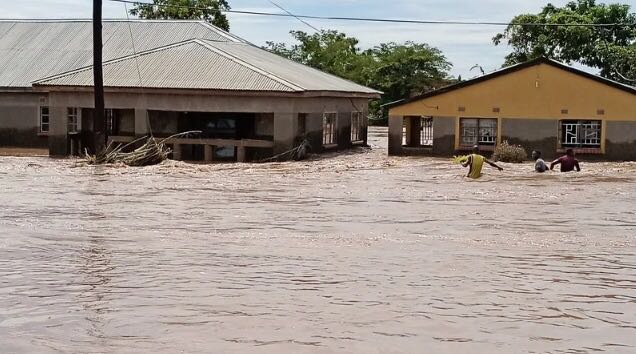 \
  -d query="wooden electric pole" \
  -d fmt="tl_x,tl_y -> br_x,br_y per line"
93,0 -> 106,155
